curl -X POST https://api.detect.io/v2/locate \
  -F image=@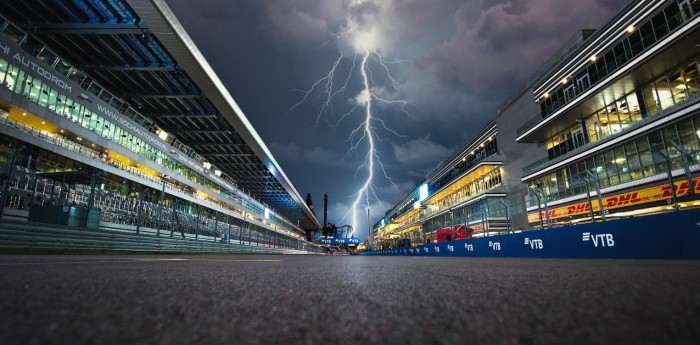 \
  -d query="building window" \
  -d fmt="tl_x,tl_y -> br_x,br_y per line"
528,116 -> 700,205
539,0 -> 699,119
